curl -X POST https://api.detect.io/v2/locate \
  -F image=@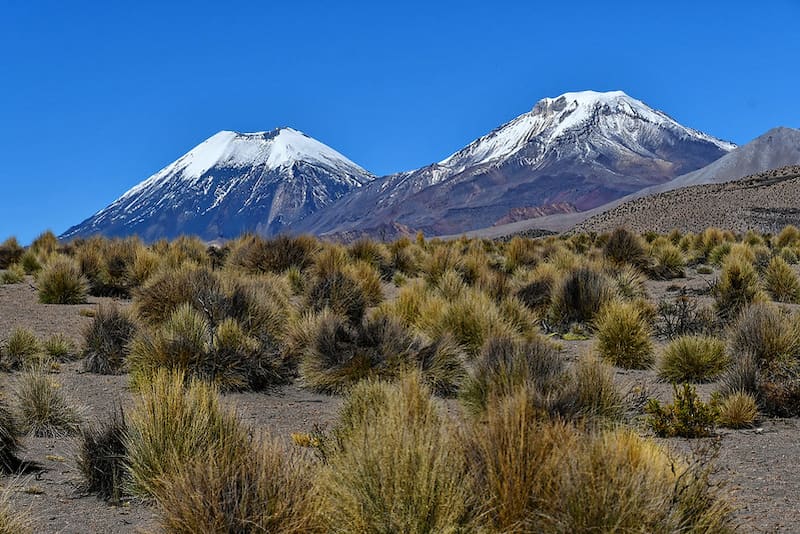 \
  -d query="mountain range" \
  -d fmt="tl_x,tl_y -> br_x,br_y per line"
62,90 -> 796,242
